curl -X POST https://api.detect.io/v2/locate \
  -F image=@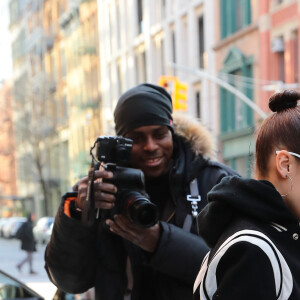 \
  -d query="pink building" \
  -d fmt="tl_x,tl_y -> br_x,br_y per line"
259,0 -> 300,110
213,0 -> 300,177
0,80 -> 17,217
